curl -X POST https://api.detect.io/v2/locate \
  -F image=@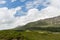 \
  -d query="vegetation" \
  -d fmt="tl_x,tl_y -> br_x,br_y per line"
0,30 -> 25,40
0,30 -> 60,40
0,16 -> 60,40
